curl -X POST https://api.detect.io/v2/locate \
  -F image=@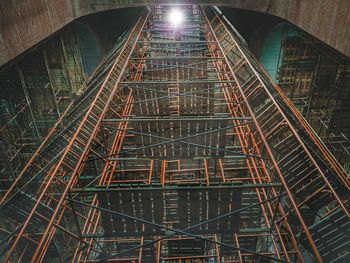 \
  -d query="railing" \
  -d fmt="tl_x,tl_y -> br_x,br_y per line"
202,6 -> 350,262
